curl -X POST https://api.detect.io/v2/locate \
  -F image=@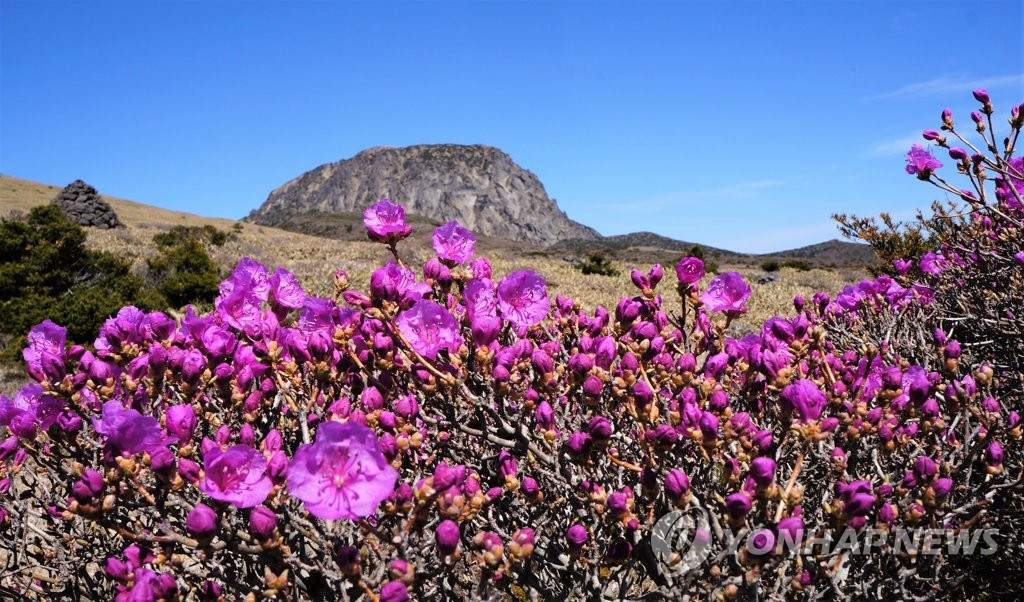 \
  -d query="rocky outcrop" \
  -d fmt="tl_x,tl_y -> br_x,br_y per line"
245,145 -> 599,246
51,180 -> 122,229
